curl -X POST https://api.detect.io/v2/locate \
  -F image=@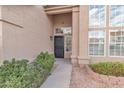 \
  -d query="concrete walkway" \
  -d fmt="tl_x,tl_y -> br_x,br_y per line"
41,59 -> 72,88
